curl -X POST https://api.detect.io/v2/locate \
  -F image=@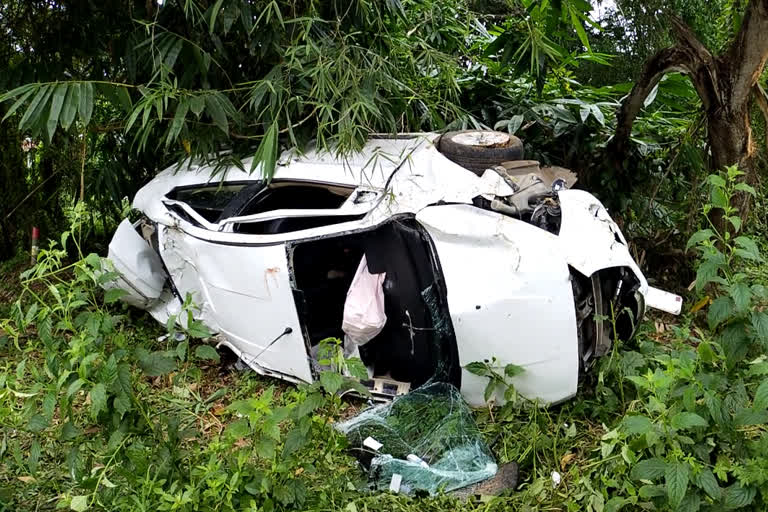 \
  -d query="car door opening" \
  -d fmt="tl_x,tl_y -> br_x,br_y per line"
288,219 -> 461,395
